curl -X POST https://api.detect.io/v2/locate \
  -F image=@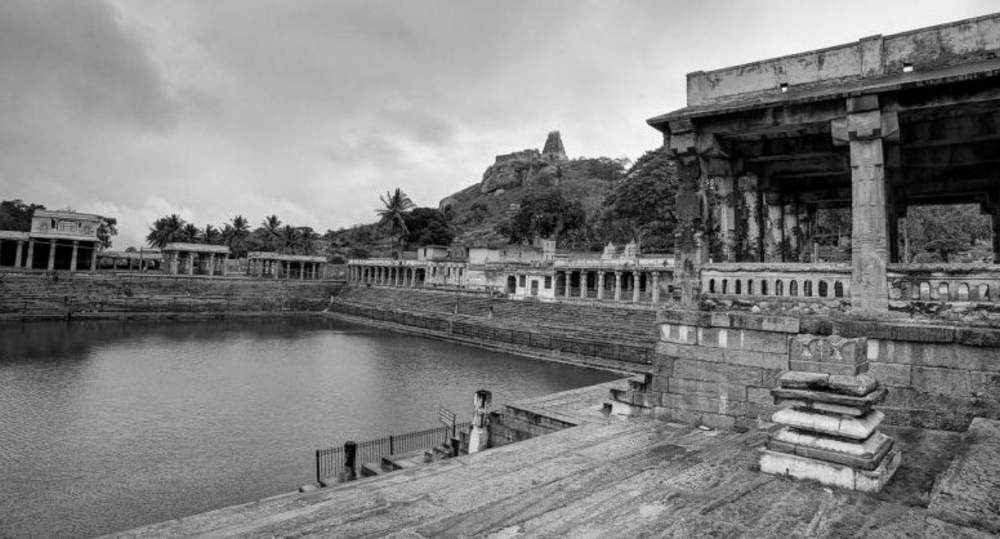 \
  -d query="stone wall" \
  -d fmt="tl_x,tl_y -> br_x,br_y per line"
632,309 -> 1000,431
327,286 -> 658,373
0,270 -> 343,320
